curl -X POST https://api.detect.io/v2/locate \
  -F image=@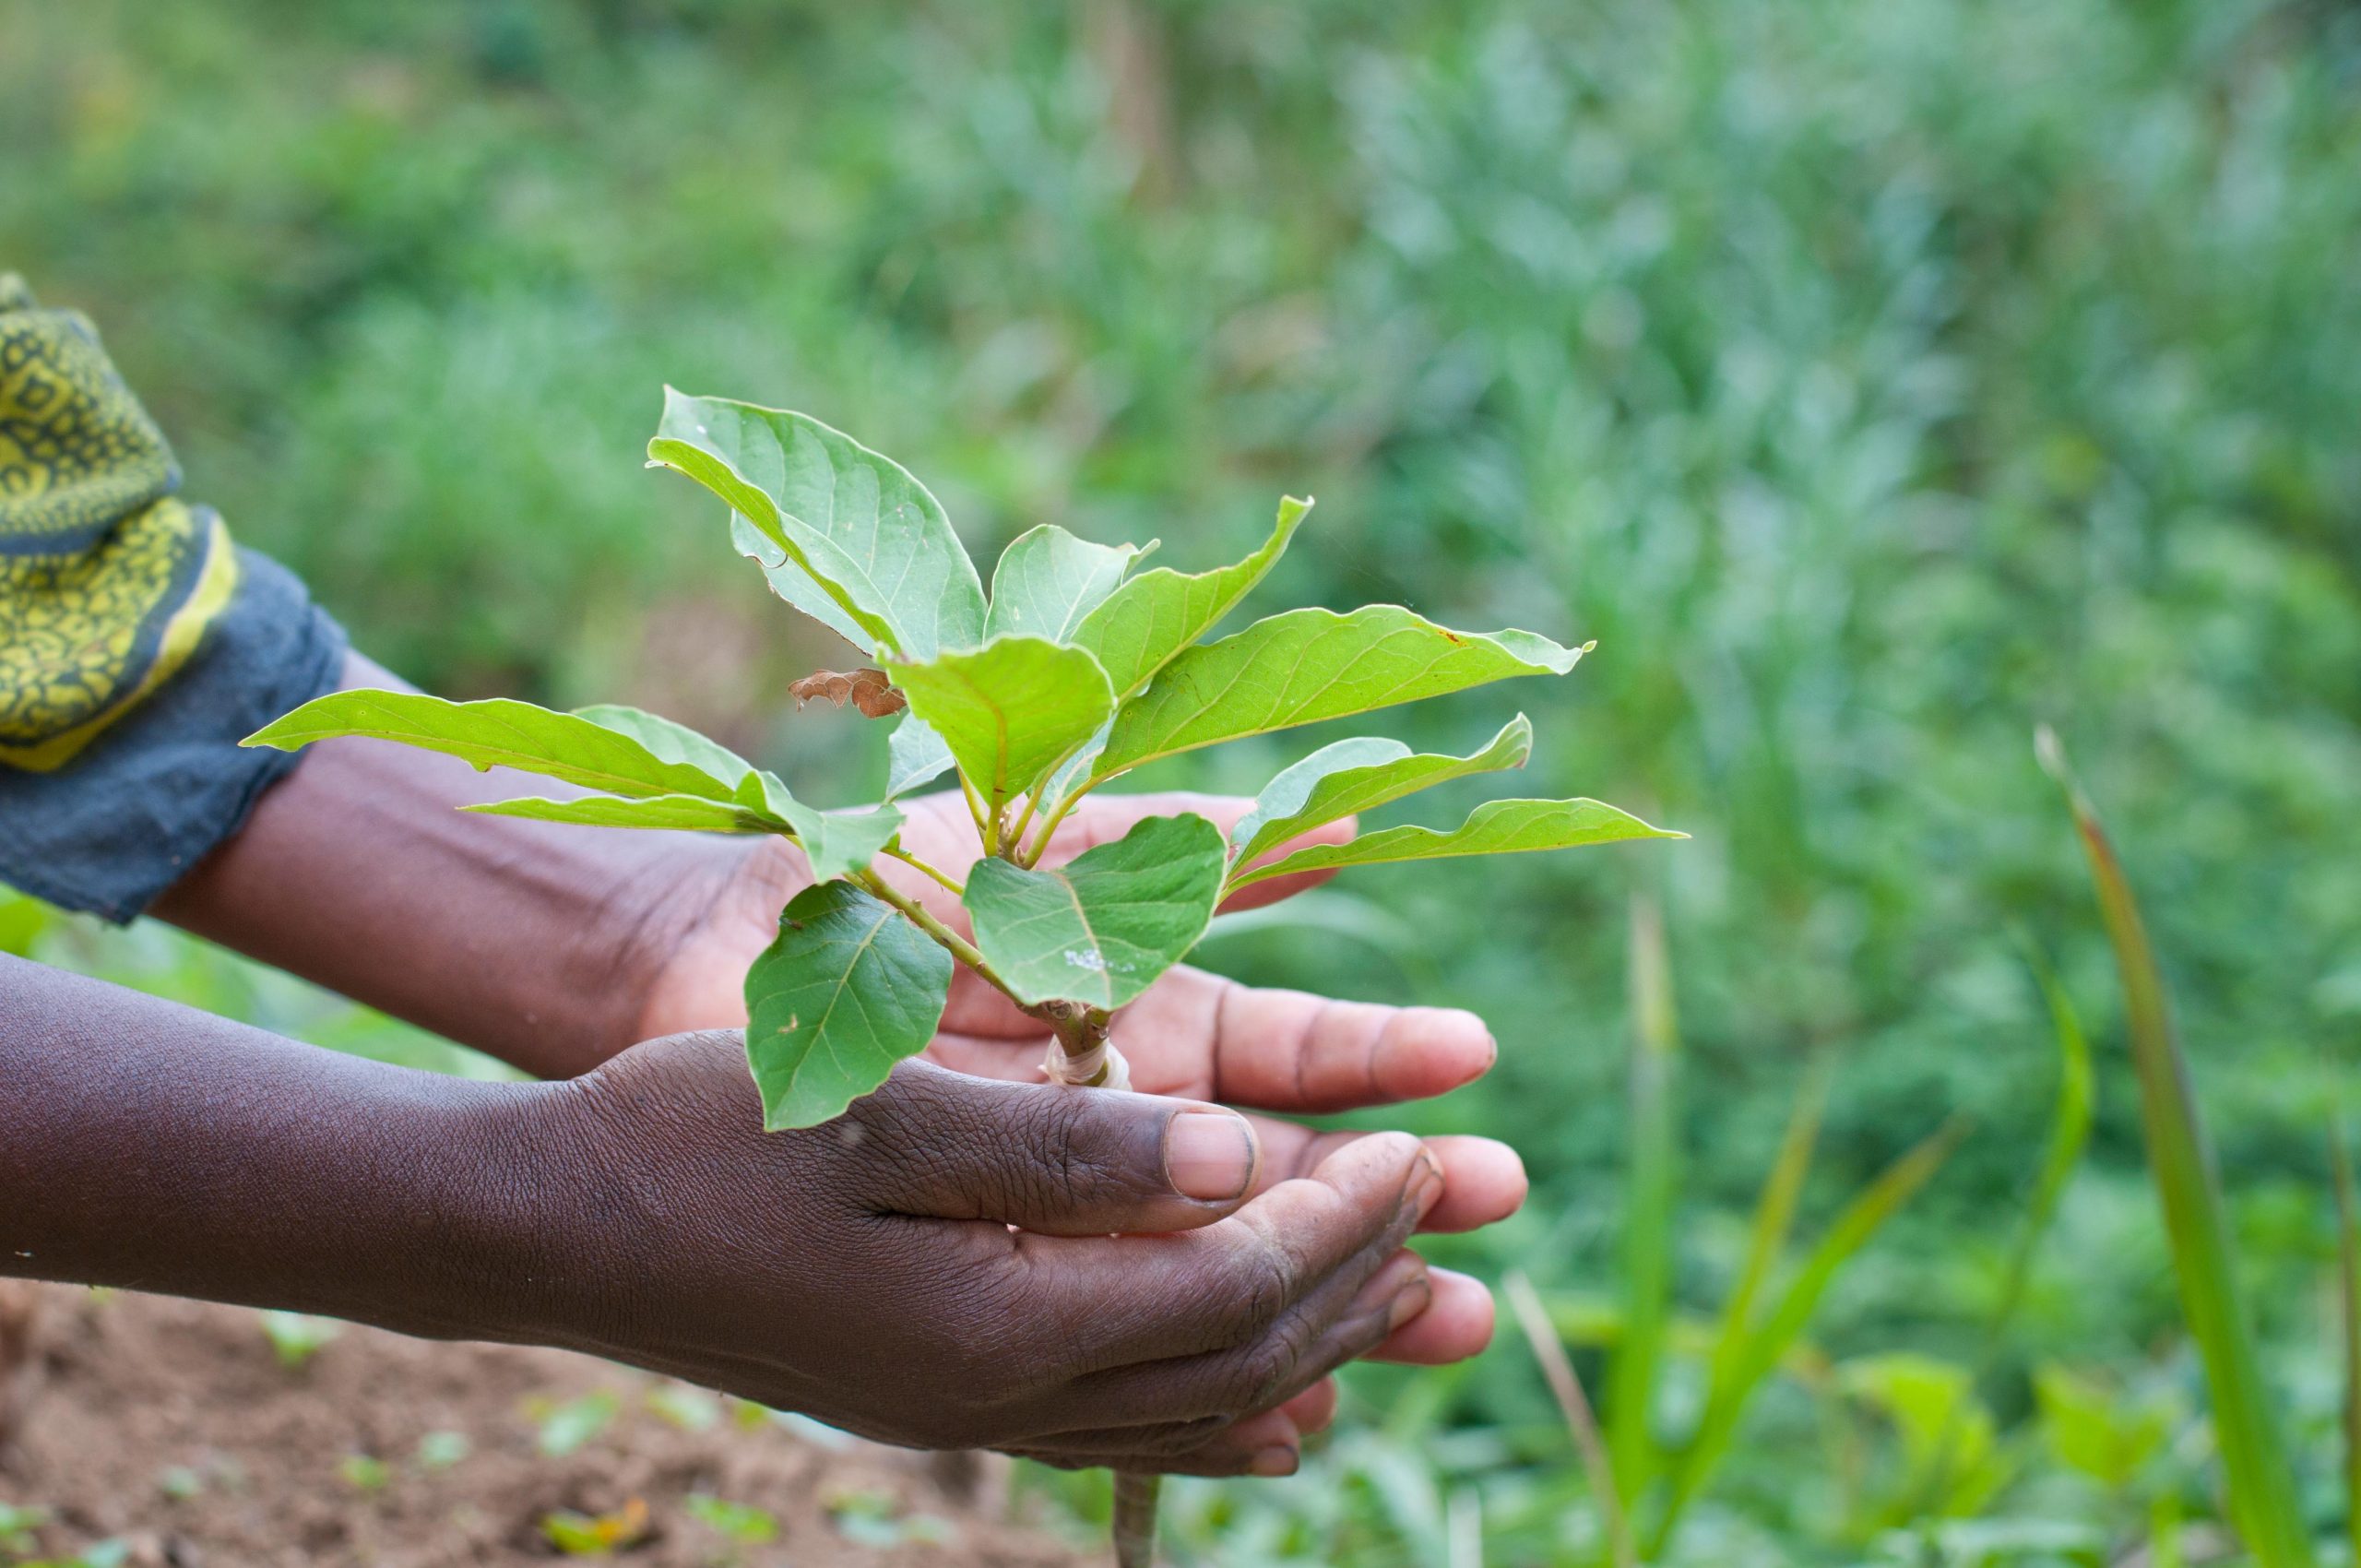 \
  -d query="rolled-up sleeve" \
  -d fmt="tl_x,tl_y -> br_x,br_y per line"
0,276 -> 346,921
